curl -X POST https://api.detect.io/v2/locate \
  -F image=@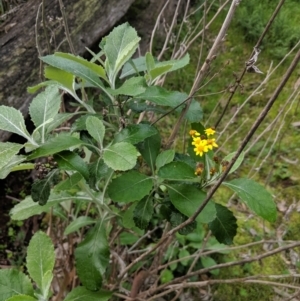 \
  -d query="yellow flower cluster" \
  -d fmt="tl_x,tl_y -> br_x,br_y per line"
189,128 -> 218,157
